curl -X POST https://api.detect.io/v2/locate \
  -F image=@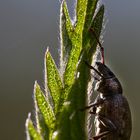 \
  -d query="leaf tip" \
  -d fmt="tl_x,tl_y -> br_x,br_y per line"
25,113 -> 32,139
46,47 -> 49,53
25,113 -> 31,127
45,47 -> 51,60
34,81 -> 40,96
